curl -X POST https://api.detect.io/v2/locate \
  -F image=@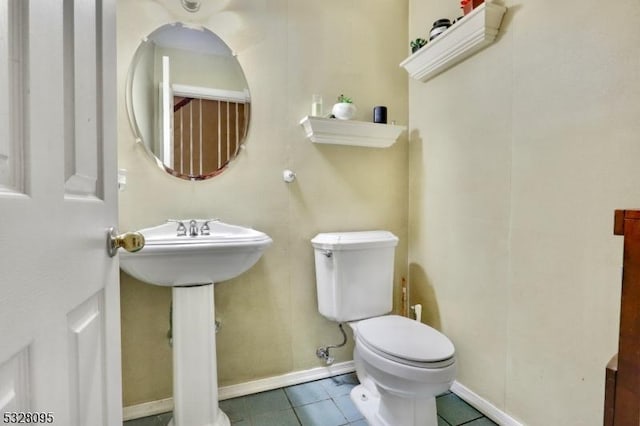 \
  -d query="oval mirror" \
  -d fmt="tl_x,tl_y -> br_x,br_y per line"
126,23 -> 250,181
